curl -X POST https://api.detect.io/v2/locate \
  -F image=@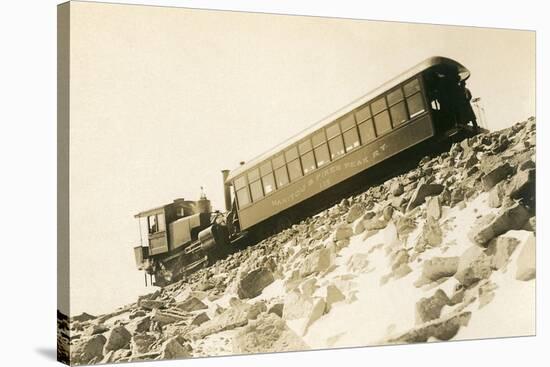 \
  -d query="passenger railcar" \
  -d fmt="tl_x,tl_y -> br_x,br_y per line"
133,56 -> 480,285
